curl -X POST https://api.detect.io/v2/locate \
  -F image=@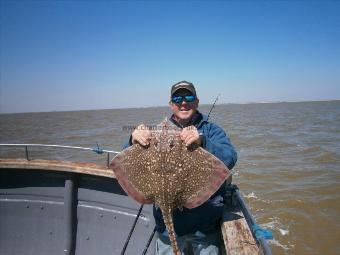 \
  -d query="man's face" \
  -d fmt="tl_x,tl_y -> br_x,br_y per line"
169,89 -> 199,121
